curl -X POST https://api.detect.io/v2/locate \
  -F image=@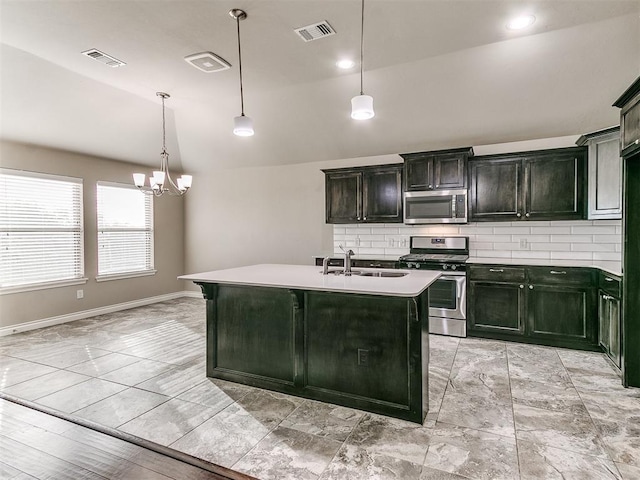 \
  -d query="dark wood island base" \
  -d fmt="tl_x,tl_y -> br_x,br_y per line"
196,282 -> 430,424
